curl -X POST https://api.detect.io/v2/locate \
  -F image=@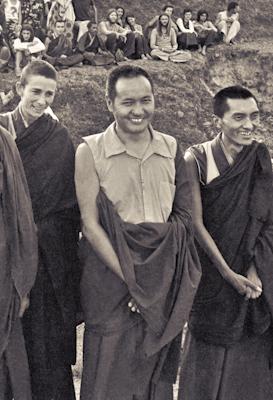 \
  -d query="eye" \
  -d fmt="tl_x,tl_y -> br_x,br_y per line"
233,114 -> 244,121
250,112 -> 259,121
122,101 -> 134,106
